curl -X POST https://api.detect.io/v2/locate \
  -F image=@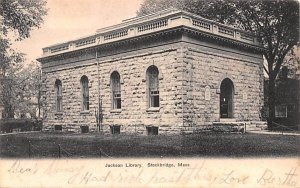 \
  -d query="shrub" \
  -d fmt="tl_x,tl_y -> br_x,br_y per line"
0,119 -> 42,133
